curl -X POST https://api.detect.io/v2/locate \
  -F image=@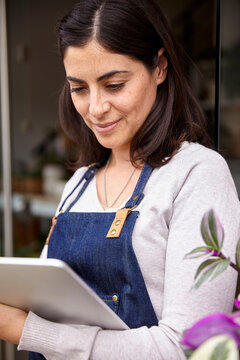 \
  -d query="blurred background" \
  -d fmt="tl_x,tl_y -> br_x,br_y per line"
0,0 -> 240,358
